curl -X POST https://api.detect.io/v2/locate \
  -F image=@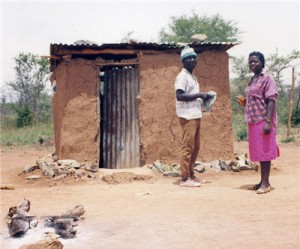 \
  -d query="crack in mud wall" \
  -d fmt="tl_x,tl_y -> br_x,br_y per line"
138,51 -> 234,164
